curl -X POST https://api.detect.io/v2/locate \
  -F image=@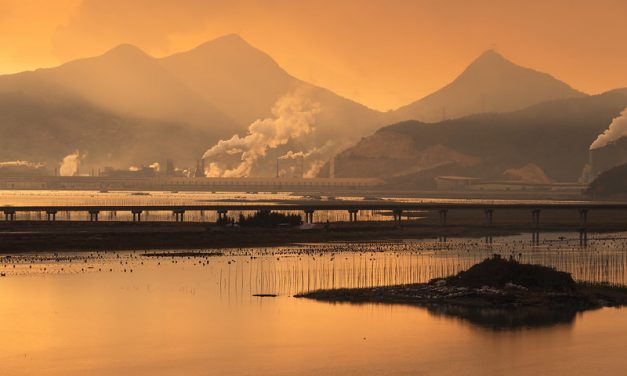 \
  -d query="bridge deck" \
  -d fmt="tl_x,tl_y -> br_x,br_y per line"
2,201 -> 627,213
